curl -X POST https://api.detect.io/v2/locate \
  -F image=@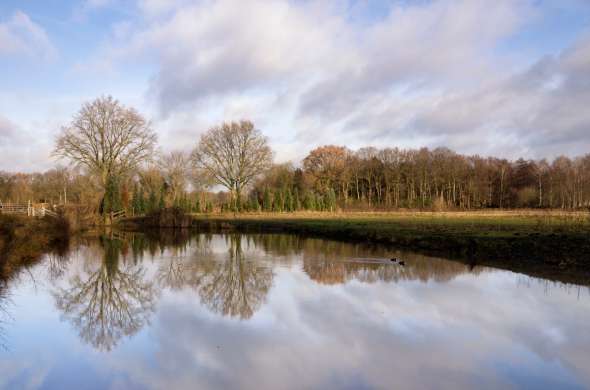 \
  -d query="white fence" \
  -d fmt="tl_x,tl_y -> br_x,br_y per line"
0,201 -> 59,218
